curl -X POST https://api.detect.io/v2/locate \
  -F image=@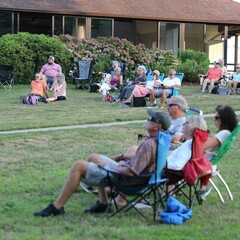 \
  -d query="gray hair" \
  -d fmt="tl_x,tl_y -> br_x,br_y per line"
56,72 -> 65,84
112,61 -> 119,67
185,115 -> 208,138
137,65 -> 147,74
169,69 -> 176,75
170,95 -> 188,111
114,66 -> 121,73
